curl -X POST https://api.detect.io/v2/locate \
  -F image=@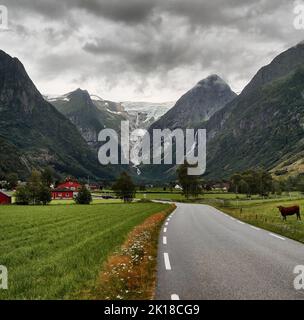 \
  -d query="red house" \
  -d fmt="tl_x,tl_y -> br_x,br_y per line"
0,191 -> 12,205
57,180 -> 81,191
51,188 -> 75,200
